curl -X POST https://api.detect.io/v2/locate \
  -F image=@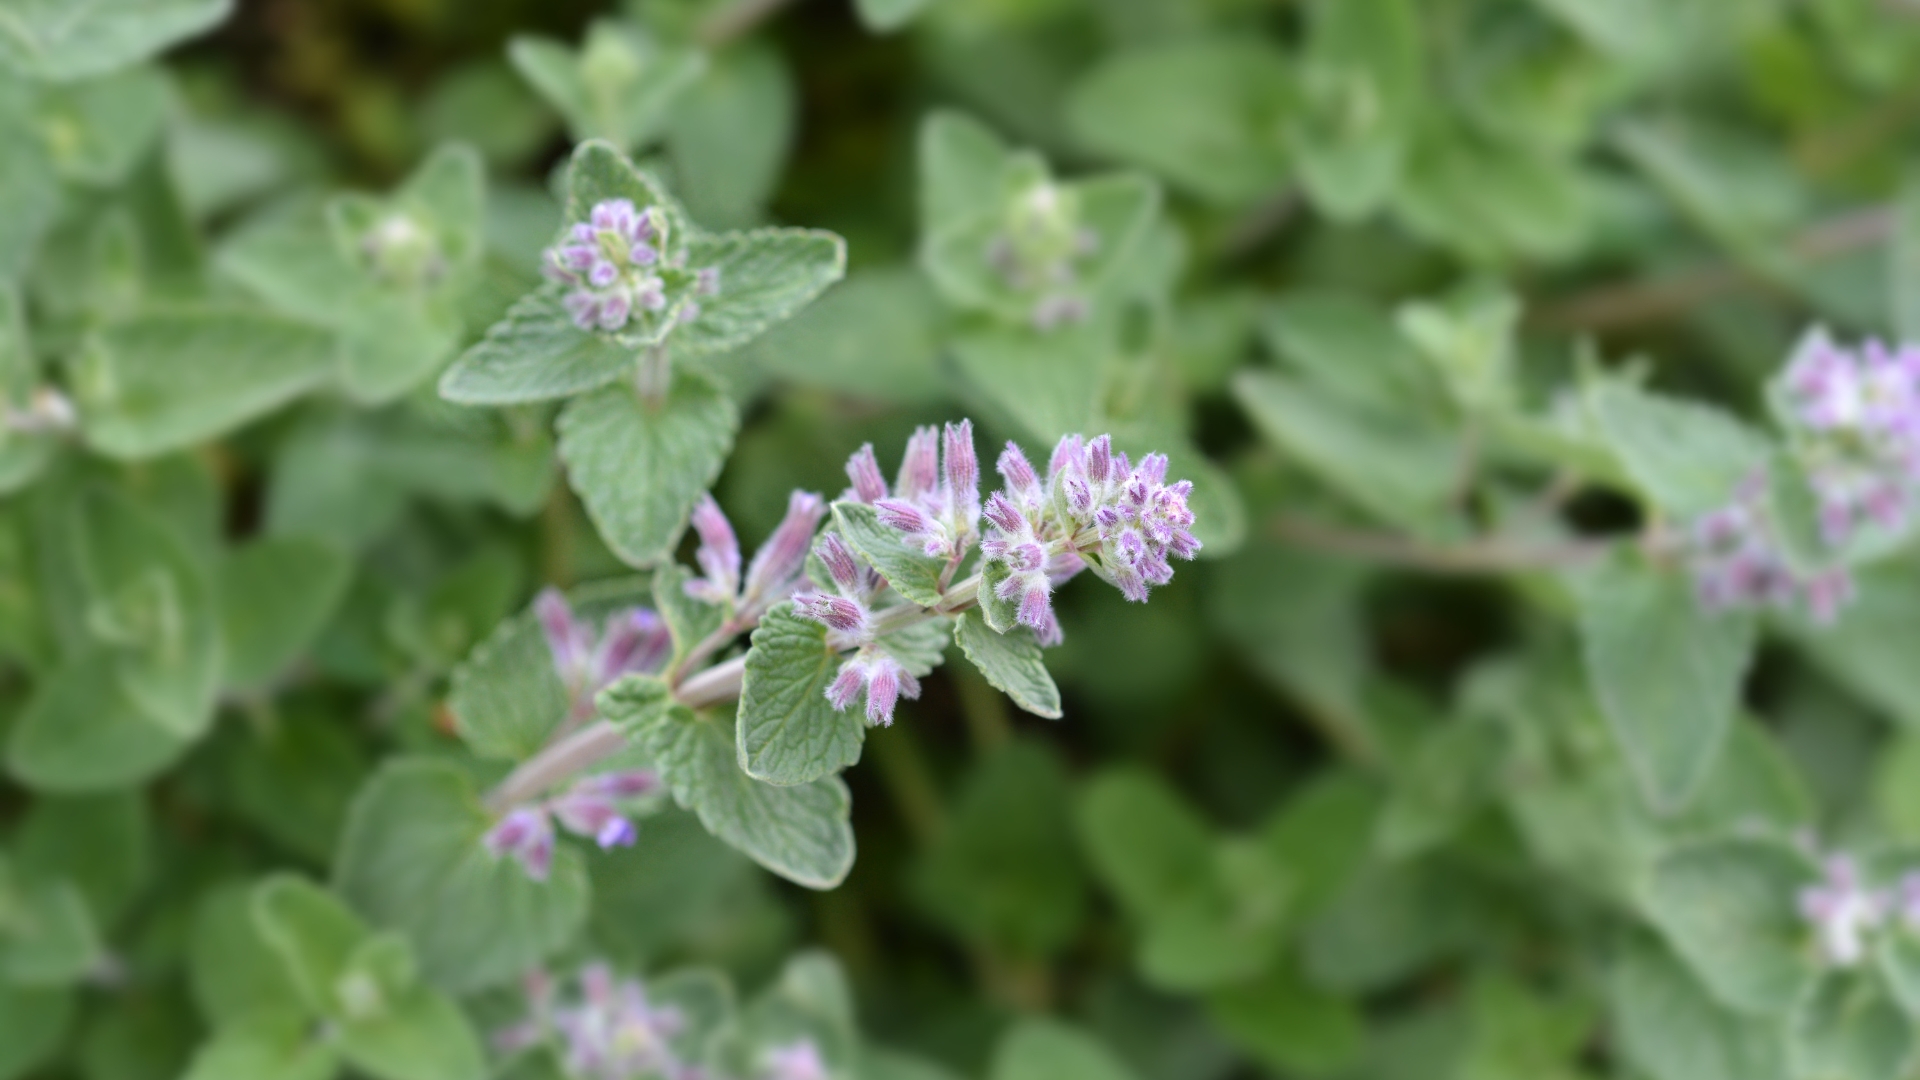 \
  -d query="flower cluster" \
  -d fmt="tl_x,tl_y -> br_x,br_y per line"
1685,472 -> 1854,625
794,532 -> 920,726
1776,330 -> 1920,545
357,212 -> 447,288
536,588 -> 673,720
853,420 -> 981,563
982,433 -> 1199,644
1797,853 -> 1920,968
495,964 -> 695,1080
484,769 -> 658,881
986,181 -> 1098,331
544,198 -> 718,333
685,491 -> 828,622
